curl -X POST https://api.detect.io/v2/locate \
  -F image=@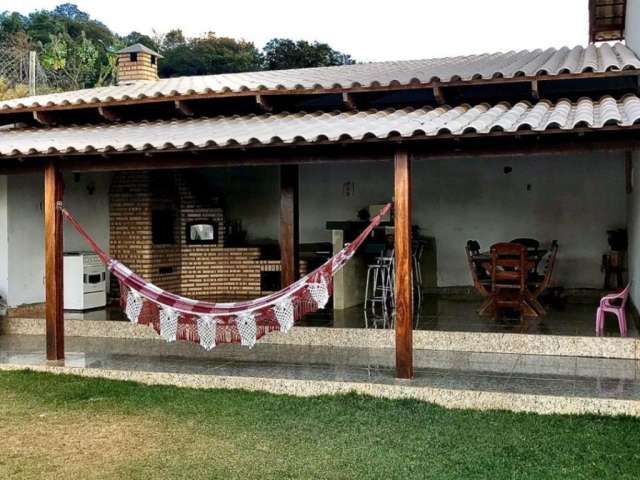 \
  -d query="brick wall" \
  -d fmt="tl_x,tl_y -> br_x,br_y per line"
117,52 -> 158,83
110,171 -> 305,300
